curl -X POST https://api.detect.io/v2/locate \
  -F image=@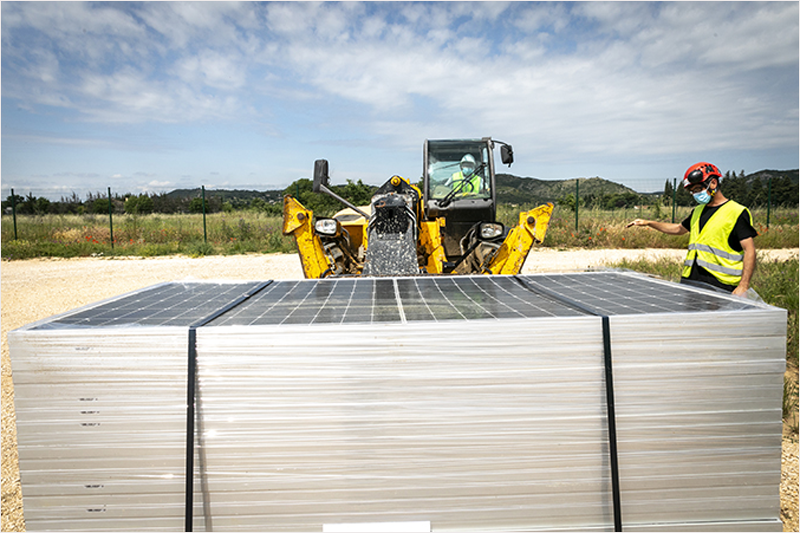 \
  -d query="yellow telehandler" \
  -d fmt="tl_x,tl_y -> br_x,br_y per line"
283,137 -> 554,278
